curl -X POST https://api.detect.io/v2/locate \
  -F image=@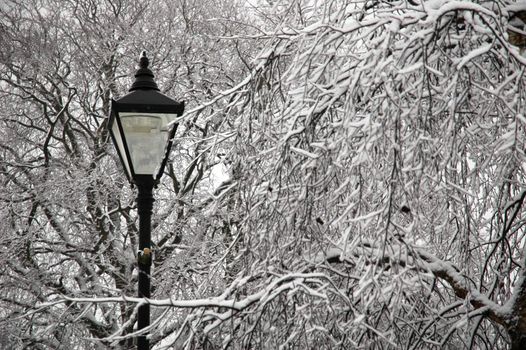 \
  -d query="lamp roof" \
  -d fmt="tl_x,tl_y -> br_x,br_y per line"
114,90 -> 184,114
113,52 -> 185,115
